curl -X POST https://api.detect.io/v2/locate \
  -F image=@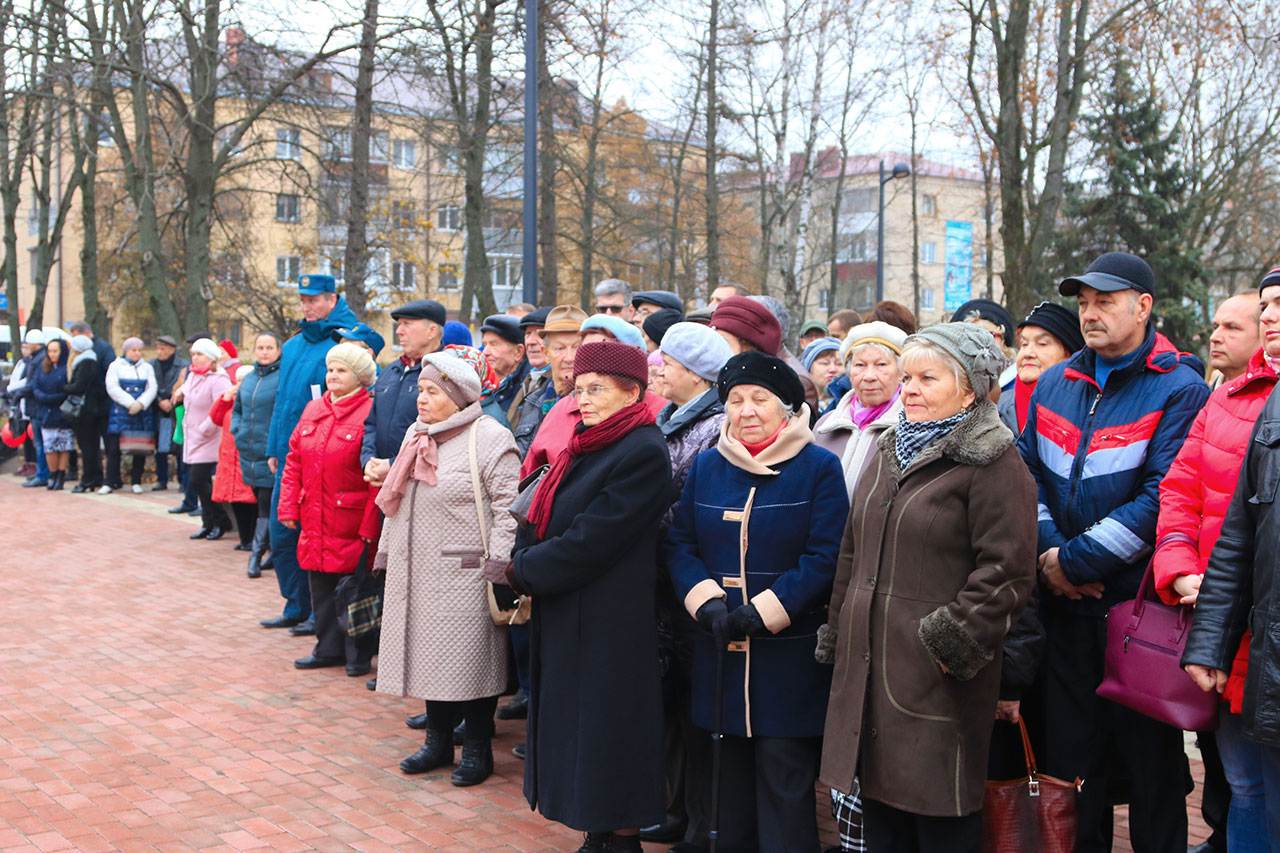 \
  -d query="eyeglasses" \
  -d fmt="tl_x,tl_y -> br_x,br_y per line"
594,304 -> 627,314
572,383 -> 612,400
